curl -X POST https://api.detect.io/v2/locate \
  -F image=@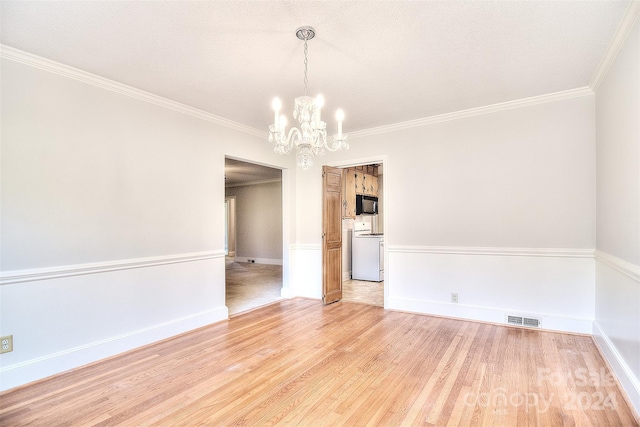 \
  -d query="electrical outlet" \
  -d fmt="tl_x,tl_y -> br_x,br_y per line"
1,335 -> 13,354
451,293 -> 458,303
